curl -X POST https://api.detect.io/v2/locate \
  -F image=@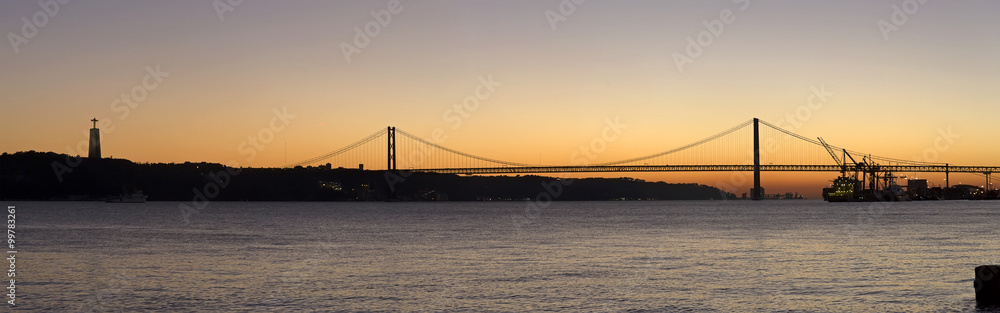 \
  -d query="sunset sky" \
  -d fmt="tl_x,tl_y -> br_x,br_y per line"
2,1 -> 997,197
